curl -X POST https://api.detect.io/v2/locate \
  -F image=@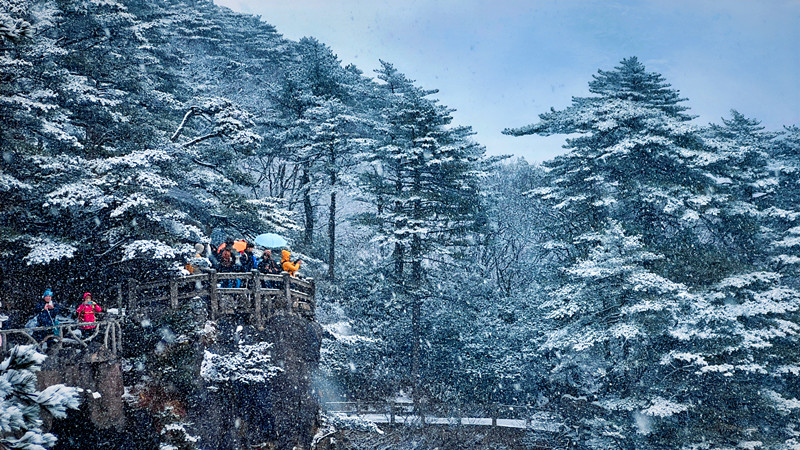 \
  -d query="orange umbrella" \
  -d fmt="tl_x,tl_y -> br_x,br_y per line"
232,240 -> 247,252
